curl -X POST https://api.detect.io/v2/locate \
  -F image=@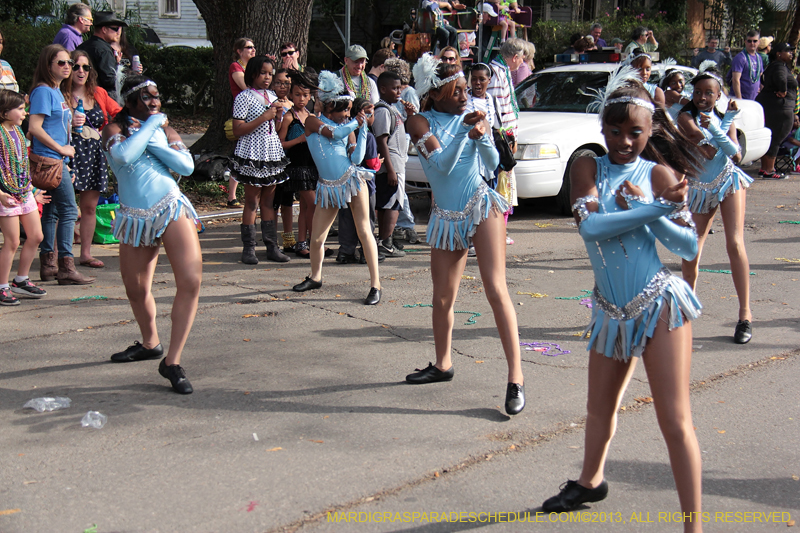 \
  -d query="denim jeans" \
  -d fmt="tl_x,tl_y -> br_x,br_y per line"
40,162 -> 78,258
395,190 -> 415,230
